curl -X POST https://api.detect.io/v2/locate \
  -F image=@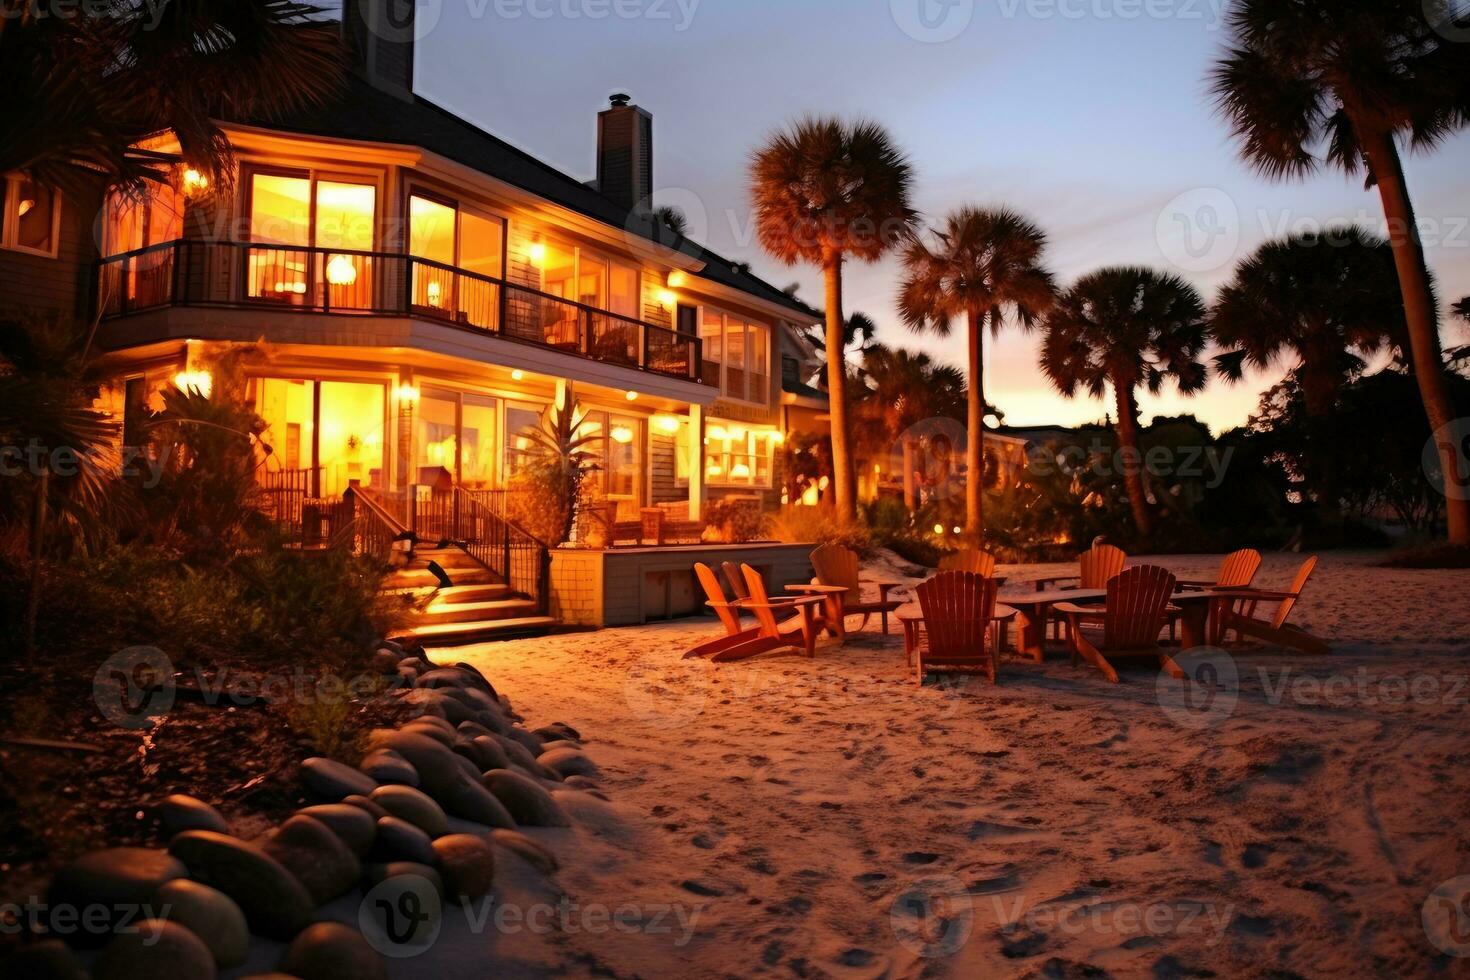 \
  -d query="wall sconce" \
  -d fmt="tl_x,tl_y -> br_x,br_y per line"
528,242 -> 547,266
181,167 -> 209,198
666,270 -> 687,289
610,425 -> 634,445
770,431 -> 785,445
624,390 -> 638,402
510,369 -> 524,381
933,524 -> 945,535
325,254 -> 358,287
395,384 -> 420,405
173,370 -> 213,398
425,280 -> 442,307
707,425 -> 728,441
653,414 -> 681,434
657,289 -> 677,310
730,461 -> 751,480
